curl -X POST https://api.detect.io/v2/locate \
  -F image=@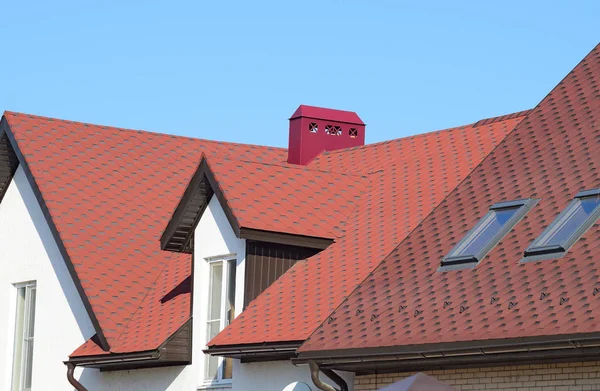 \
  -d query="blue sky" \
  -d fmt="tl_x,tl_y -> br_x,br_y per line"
1,1 -> 598,147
